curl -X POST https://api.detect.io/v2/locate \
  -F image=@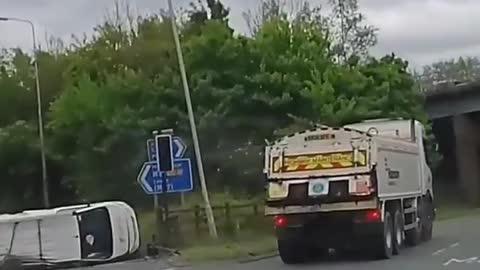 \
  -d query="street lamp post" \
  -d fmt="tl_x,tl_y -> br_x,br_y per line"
166,0 -> 218,238
0,17 -> 49,208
